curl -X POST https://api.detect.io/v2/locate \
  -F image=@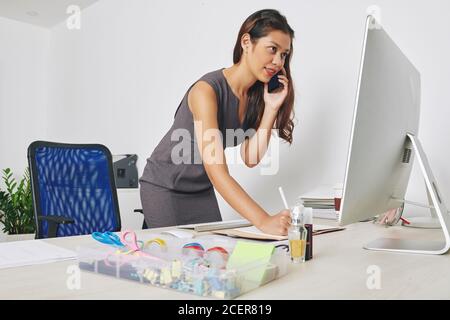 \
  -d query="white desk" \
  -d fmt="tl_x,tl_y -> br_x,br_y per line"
0,220 -> 449,299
